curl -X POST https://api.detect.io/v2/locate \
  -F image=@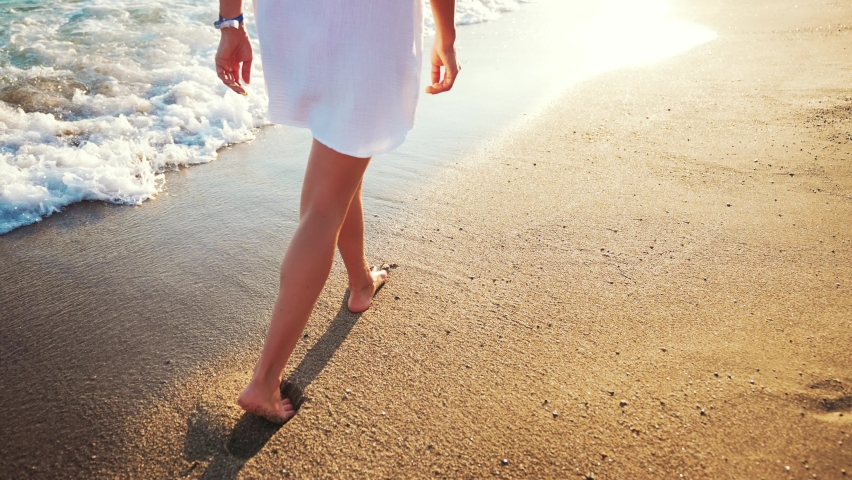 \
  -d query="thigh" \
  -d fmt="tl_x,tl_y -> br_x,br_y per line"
299,139 -> 371,220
